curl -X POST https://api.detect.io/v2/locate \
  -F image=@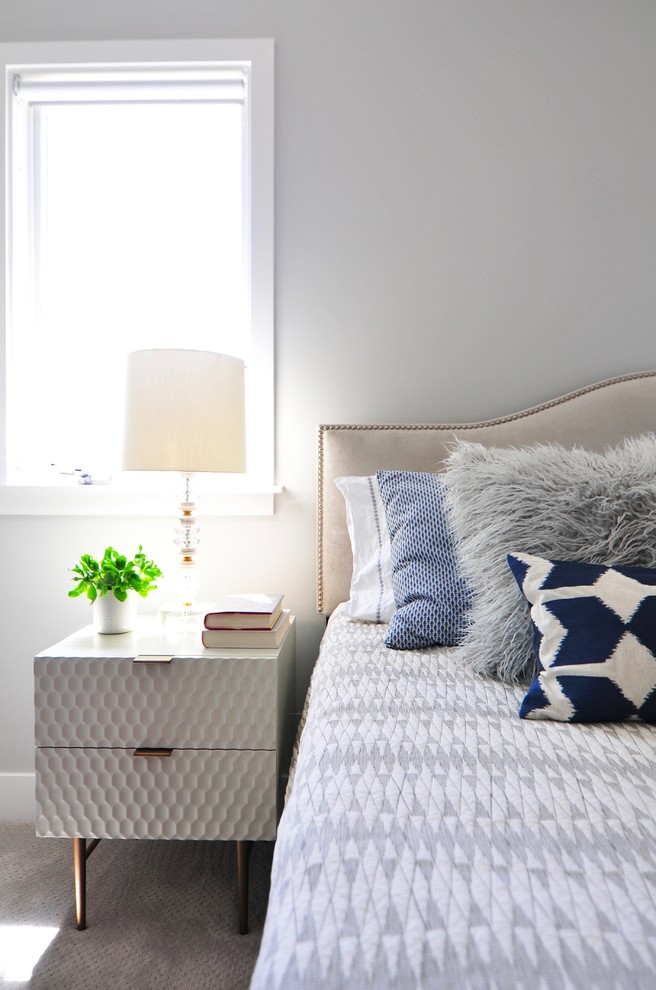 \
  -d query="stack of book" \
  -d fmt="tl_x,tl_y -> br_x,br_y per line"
201,593 -> 290,648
